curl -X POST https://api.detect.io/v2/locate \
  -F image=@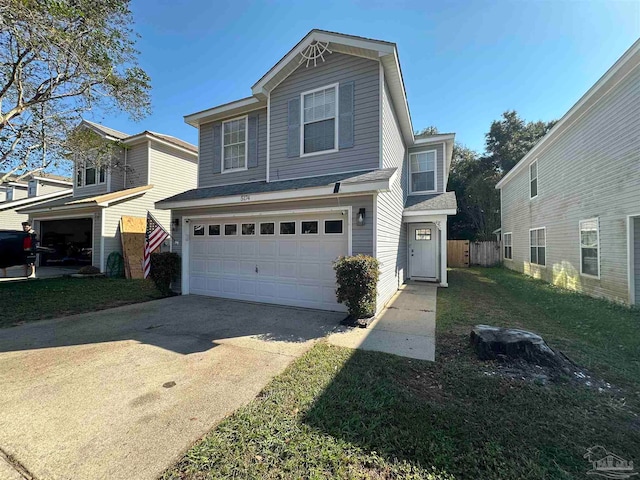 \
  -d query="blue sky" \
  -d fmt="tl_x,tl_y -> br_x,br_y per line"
93,0 -> 640,154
